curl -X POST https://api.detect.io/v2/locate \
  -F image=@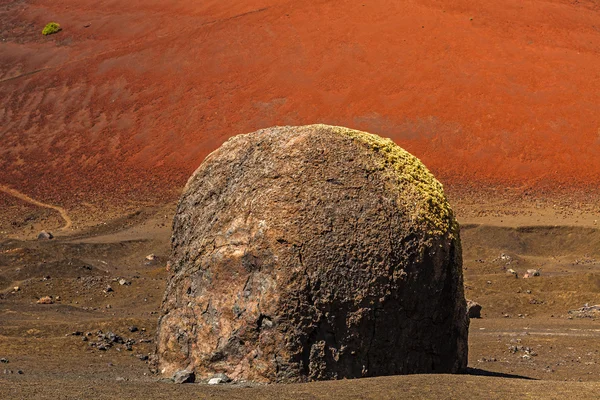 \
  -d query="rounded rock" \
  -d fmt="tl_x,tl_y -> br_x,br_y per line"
155,125 -> 468,383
